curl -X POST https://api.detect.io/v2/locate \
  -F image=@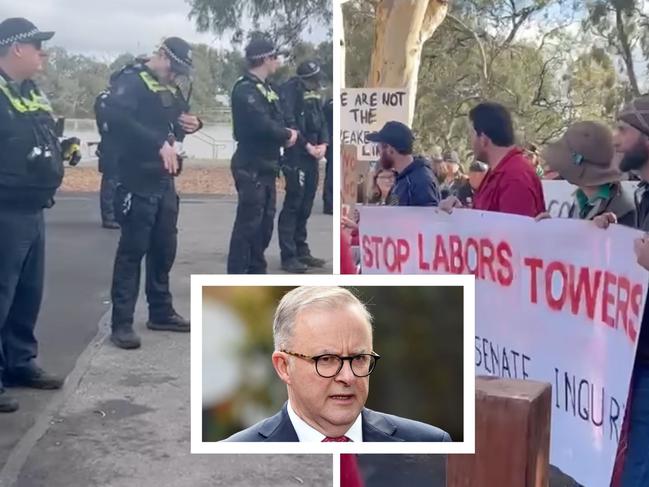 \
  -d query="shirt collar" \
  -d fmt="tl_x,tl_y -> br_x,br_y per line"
490,147 -> 523,175
575,183 -> 612,211
287,400 -> 363,442
396,157 -> 424,180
